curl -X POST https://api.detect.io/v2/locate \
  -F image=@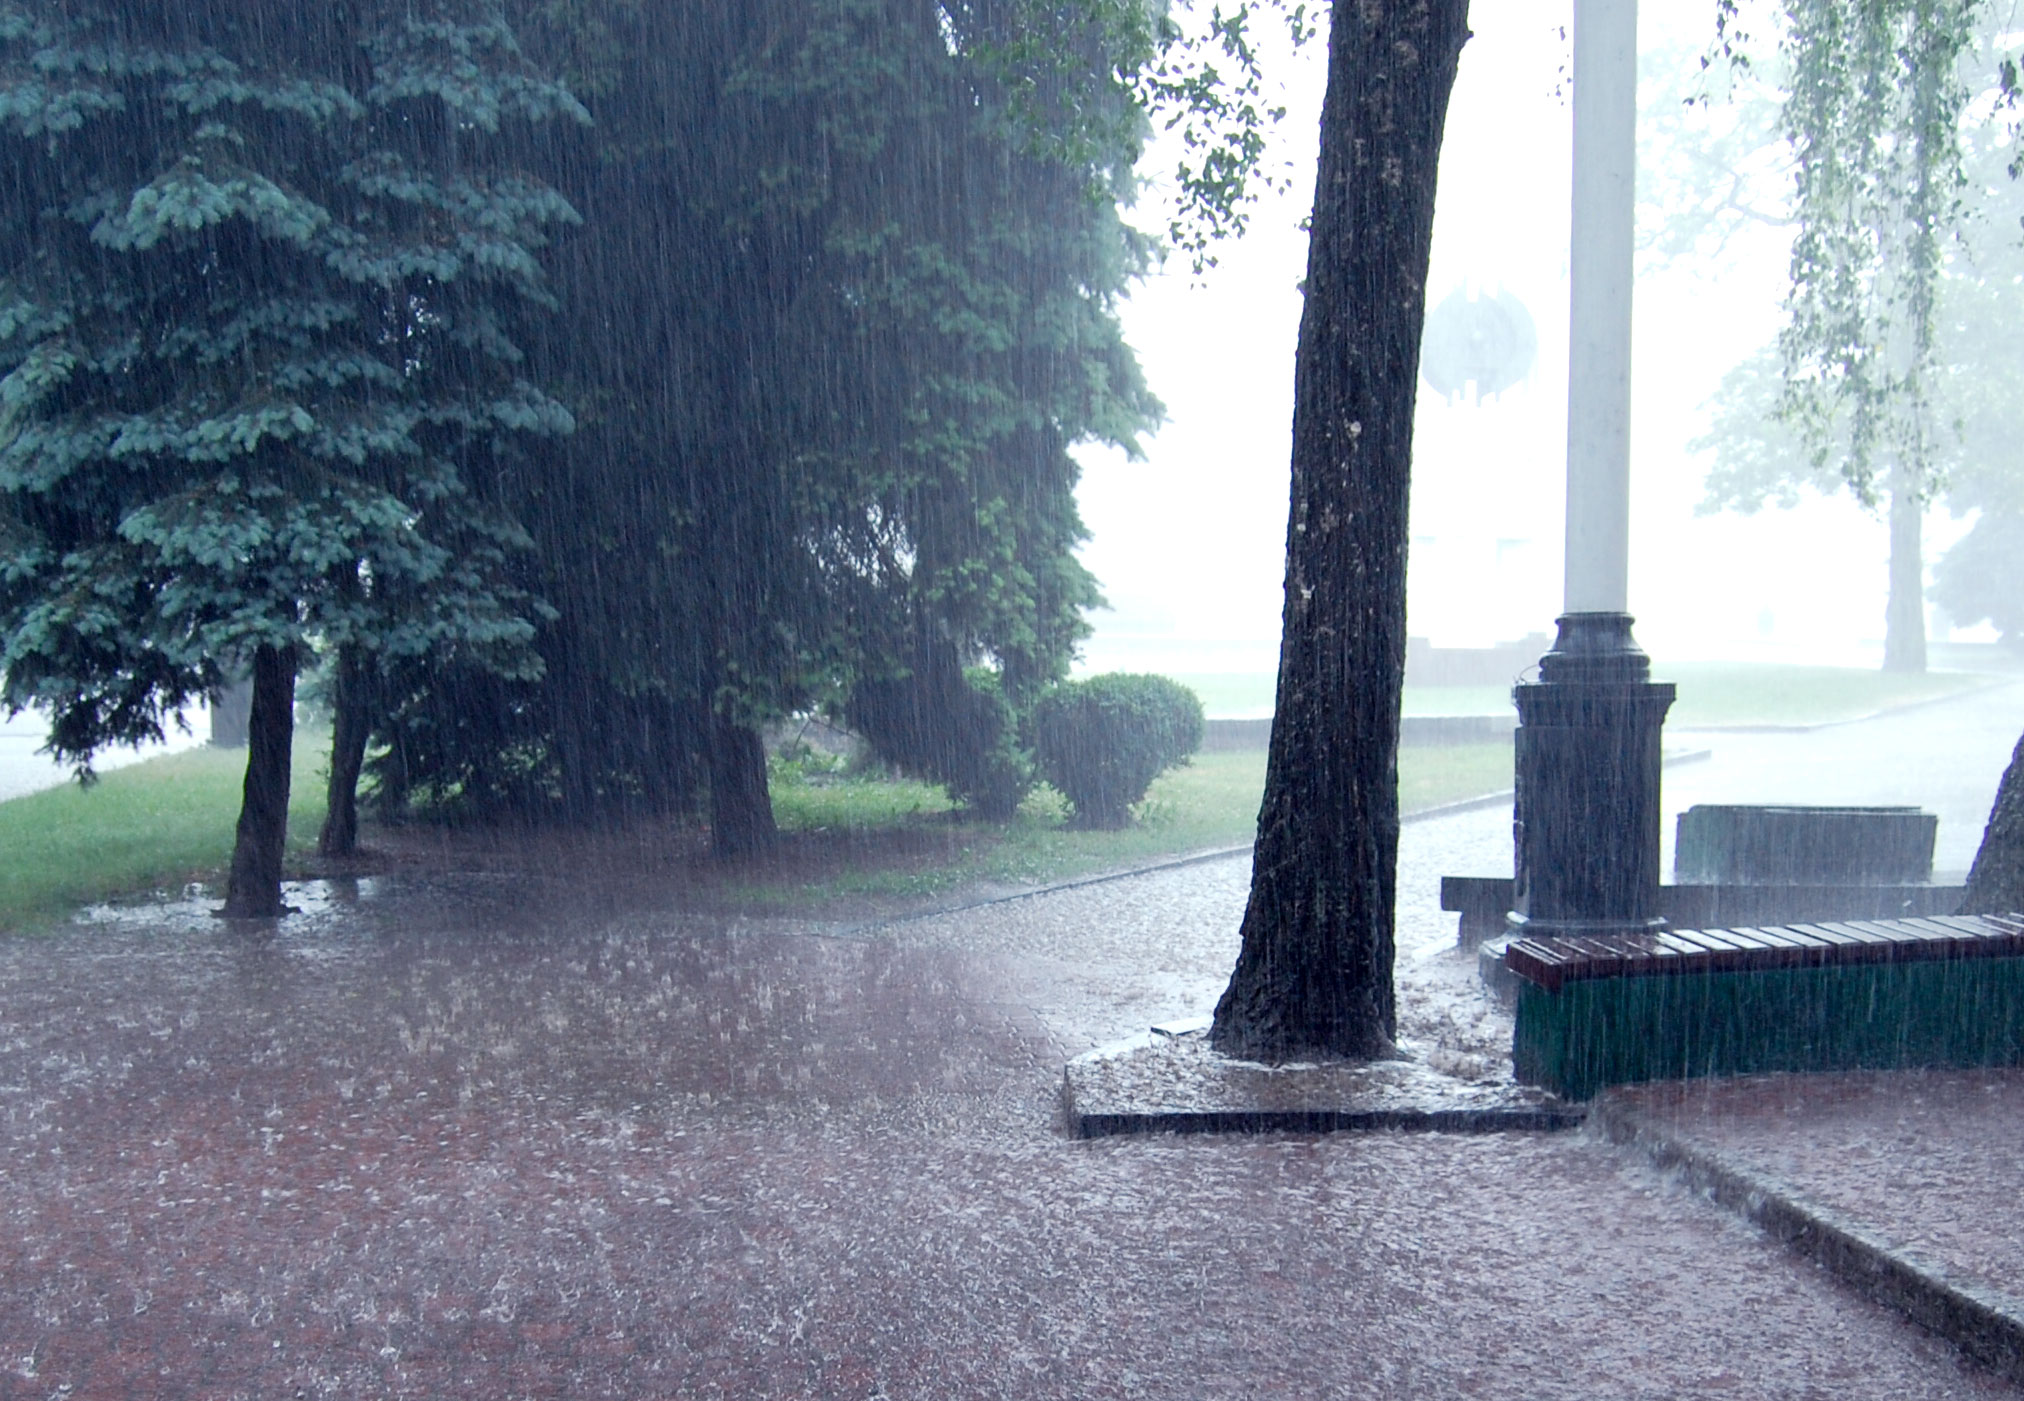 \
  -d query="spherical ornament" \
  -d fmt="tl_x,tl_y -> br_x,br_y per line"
1419,285 -> 1538,403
